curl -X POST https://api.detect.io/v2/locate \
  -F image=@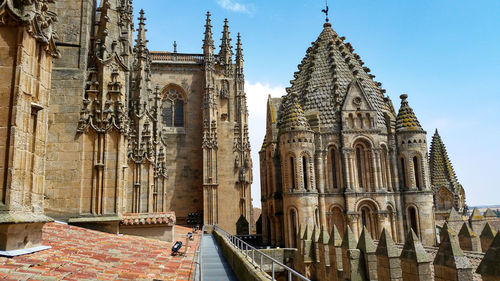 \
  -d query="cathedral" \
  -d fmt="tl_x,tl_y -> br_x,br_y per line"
259,18 -> 466,248
0,0 -> 251,251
